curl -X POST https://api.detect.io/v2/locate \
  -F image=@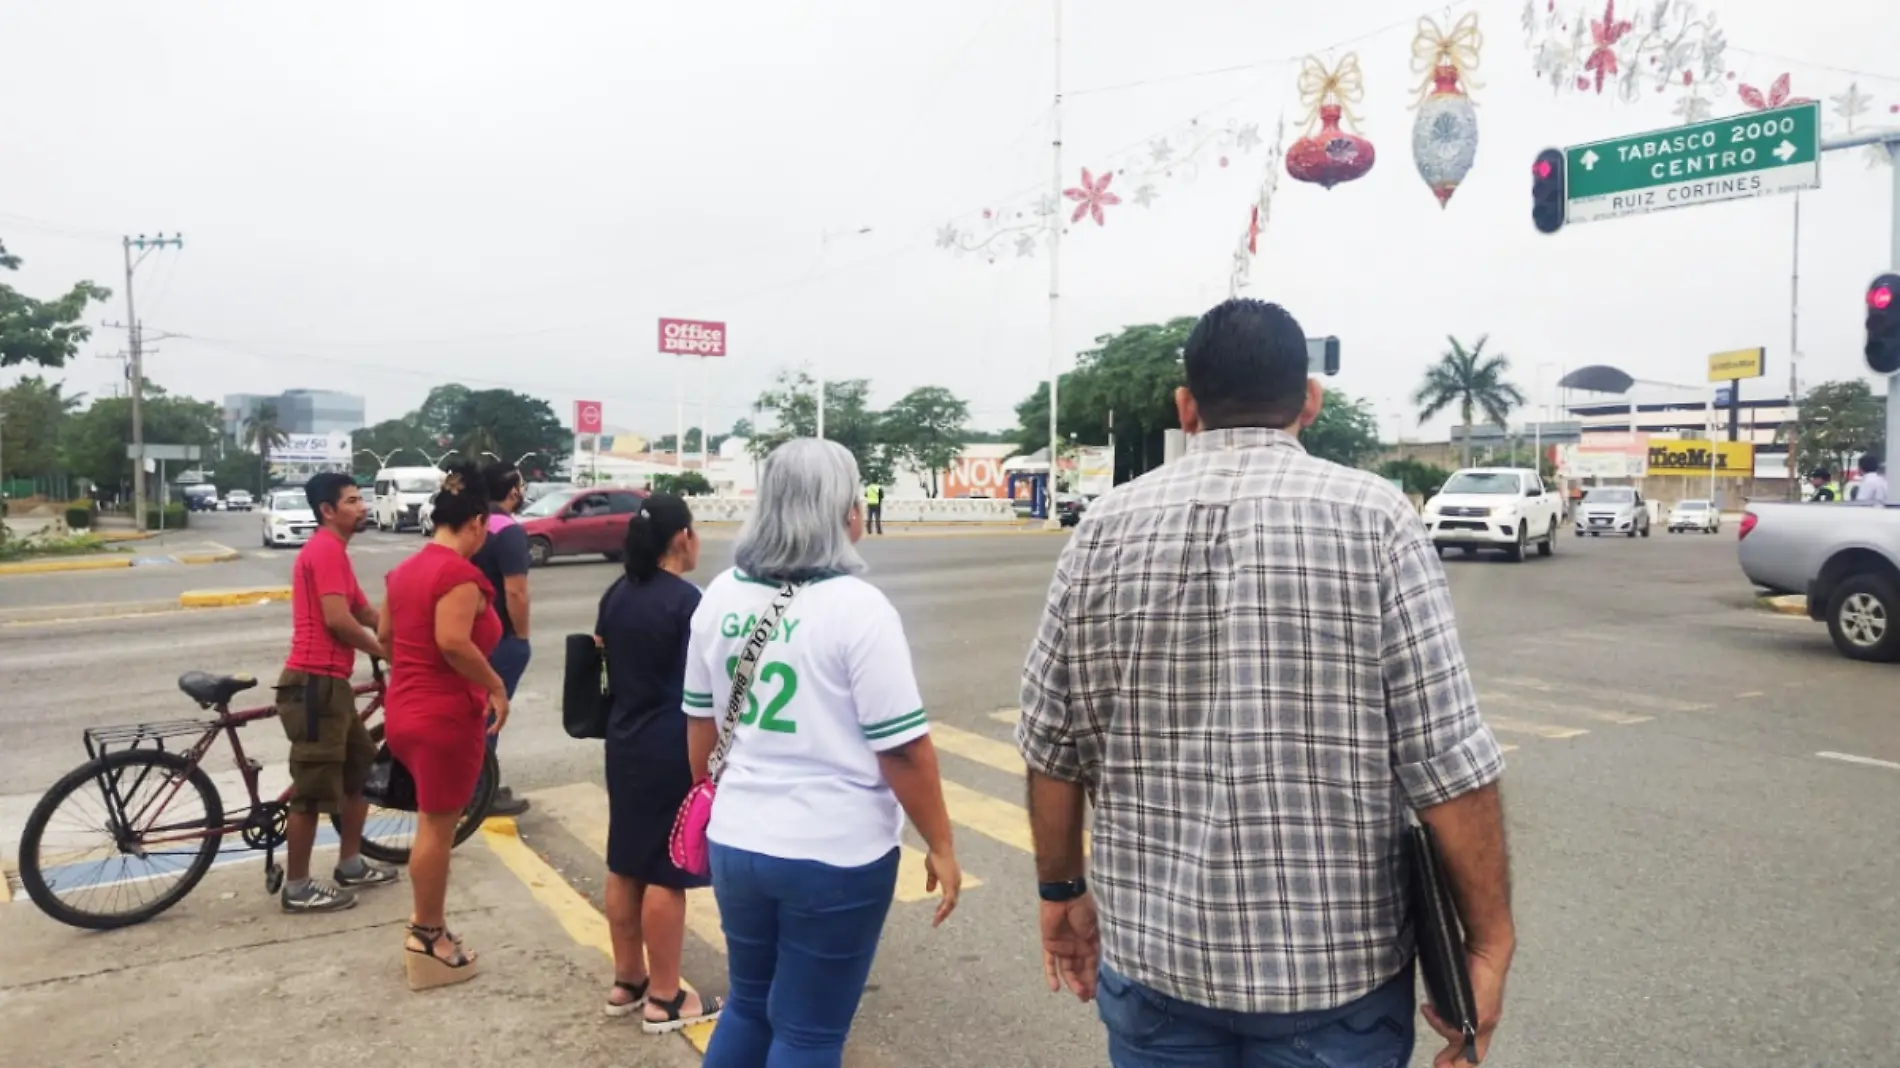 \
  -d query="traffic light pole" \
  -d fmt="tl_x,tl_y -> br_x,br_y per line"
1888,139 -> 1899,472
